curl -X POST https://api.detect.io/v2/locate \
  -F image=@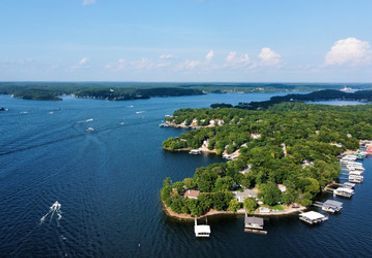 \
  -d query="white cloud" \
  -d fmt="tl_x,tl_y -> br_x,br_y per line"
258,48 -> 281,66
225,51 -> 251,68
82,0 -> 96,6
325,37 -> 371,66
132,58 -> 155,70
71,57 -> 90,70
179,60 -> 200,70
79,57 -> 89,65
205,50 -> 214,61
106,58 -> 126,71
160,54 -> 174,60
